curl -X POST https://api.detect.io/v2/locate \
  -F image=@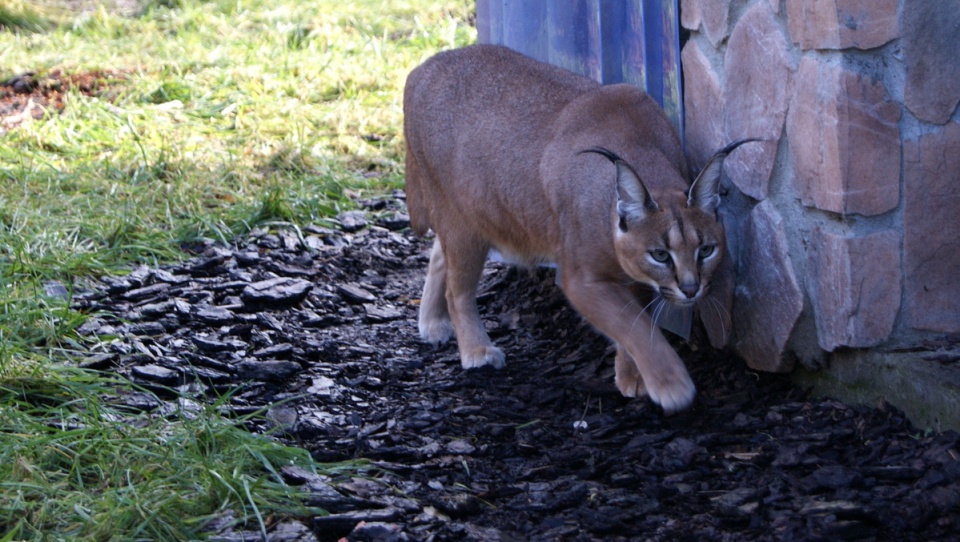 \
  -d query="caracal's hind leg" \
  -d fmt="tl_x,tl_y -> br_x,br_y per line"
442,234 -> 505,369
418,238 -> 454,344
